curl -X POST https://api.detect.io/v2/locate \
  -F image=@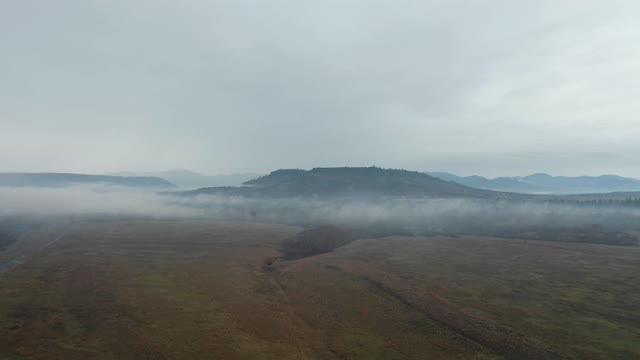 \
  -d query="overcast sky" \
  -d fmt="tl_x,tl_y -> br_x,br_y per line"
2,1 -> 640,177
